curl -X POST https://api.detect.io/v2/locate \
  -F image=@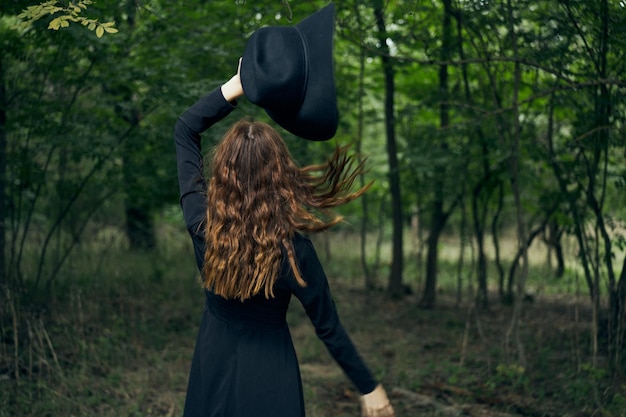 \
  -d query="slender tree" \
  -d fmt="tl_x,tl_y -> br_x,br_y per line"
0,54 -> 6,289
373,0 -> 404,298
419,0 -> 456,308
